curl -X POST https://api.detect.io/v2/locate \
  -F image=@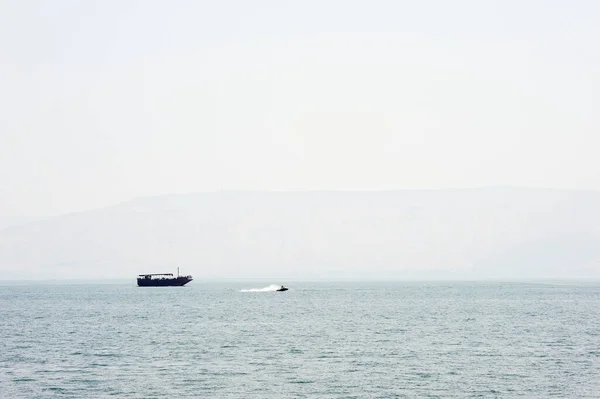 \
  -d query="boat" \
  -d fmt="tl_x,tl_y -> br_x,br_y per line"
276,285 -> 288,292
137,268 -> 193,287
